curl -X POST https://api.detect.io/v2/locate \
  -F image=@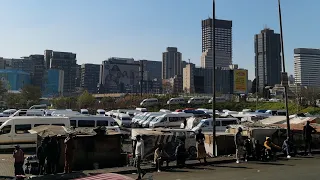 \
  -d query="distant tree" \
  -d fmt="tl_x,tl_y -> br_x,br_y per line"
0,81 -> 7,100
6,93 -> 24,109
21,85 -> 42,103
77,90 -> 96,109
52,97 -> 68,109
